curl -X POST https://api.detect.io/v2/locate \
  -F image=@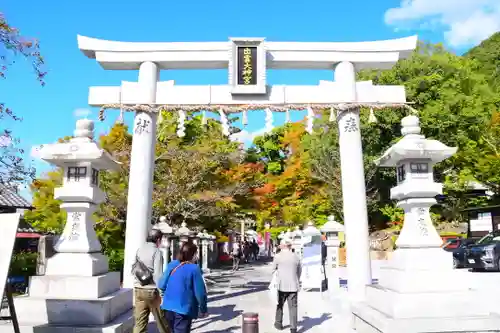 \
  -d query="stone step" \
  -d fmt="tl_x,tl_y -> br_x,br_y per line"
377,266 -> 470,293
28,272 -> 121,299
352,302 -> 500,333
0,309 -> 133,333
366,284 -> 489,319
45,253 -> 109,277
14,289 -> 132,326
